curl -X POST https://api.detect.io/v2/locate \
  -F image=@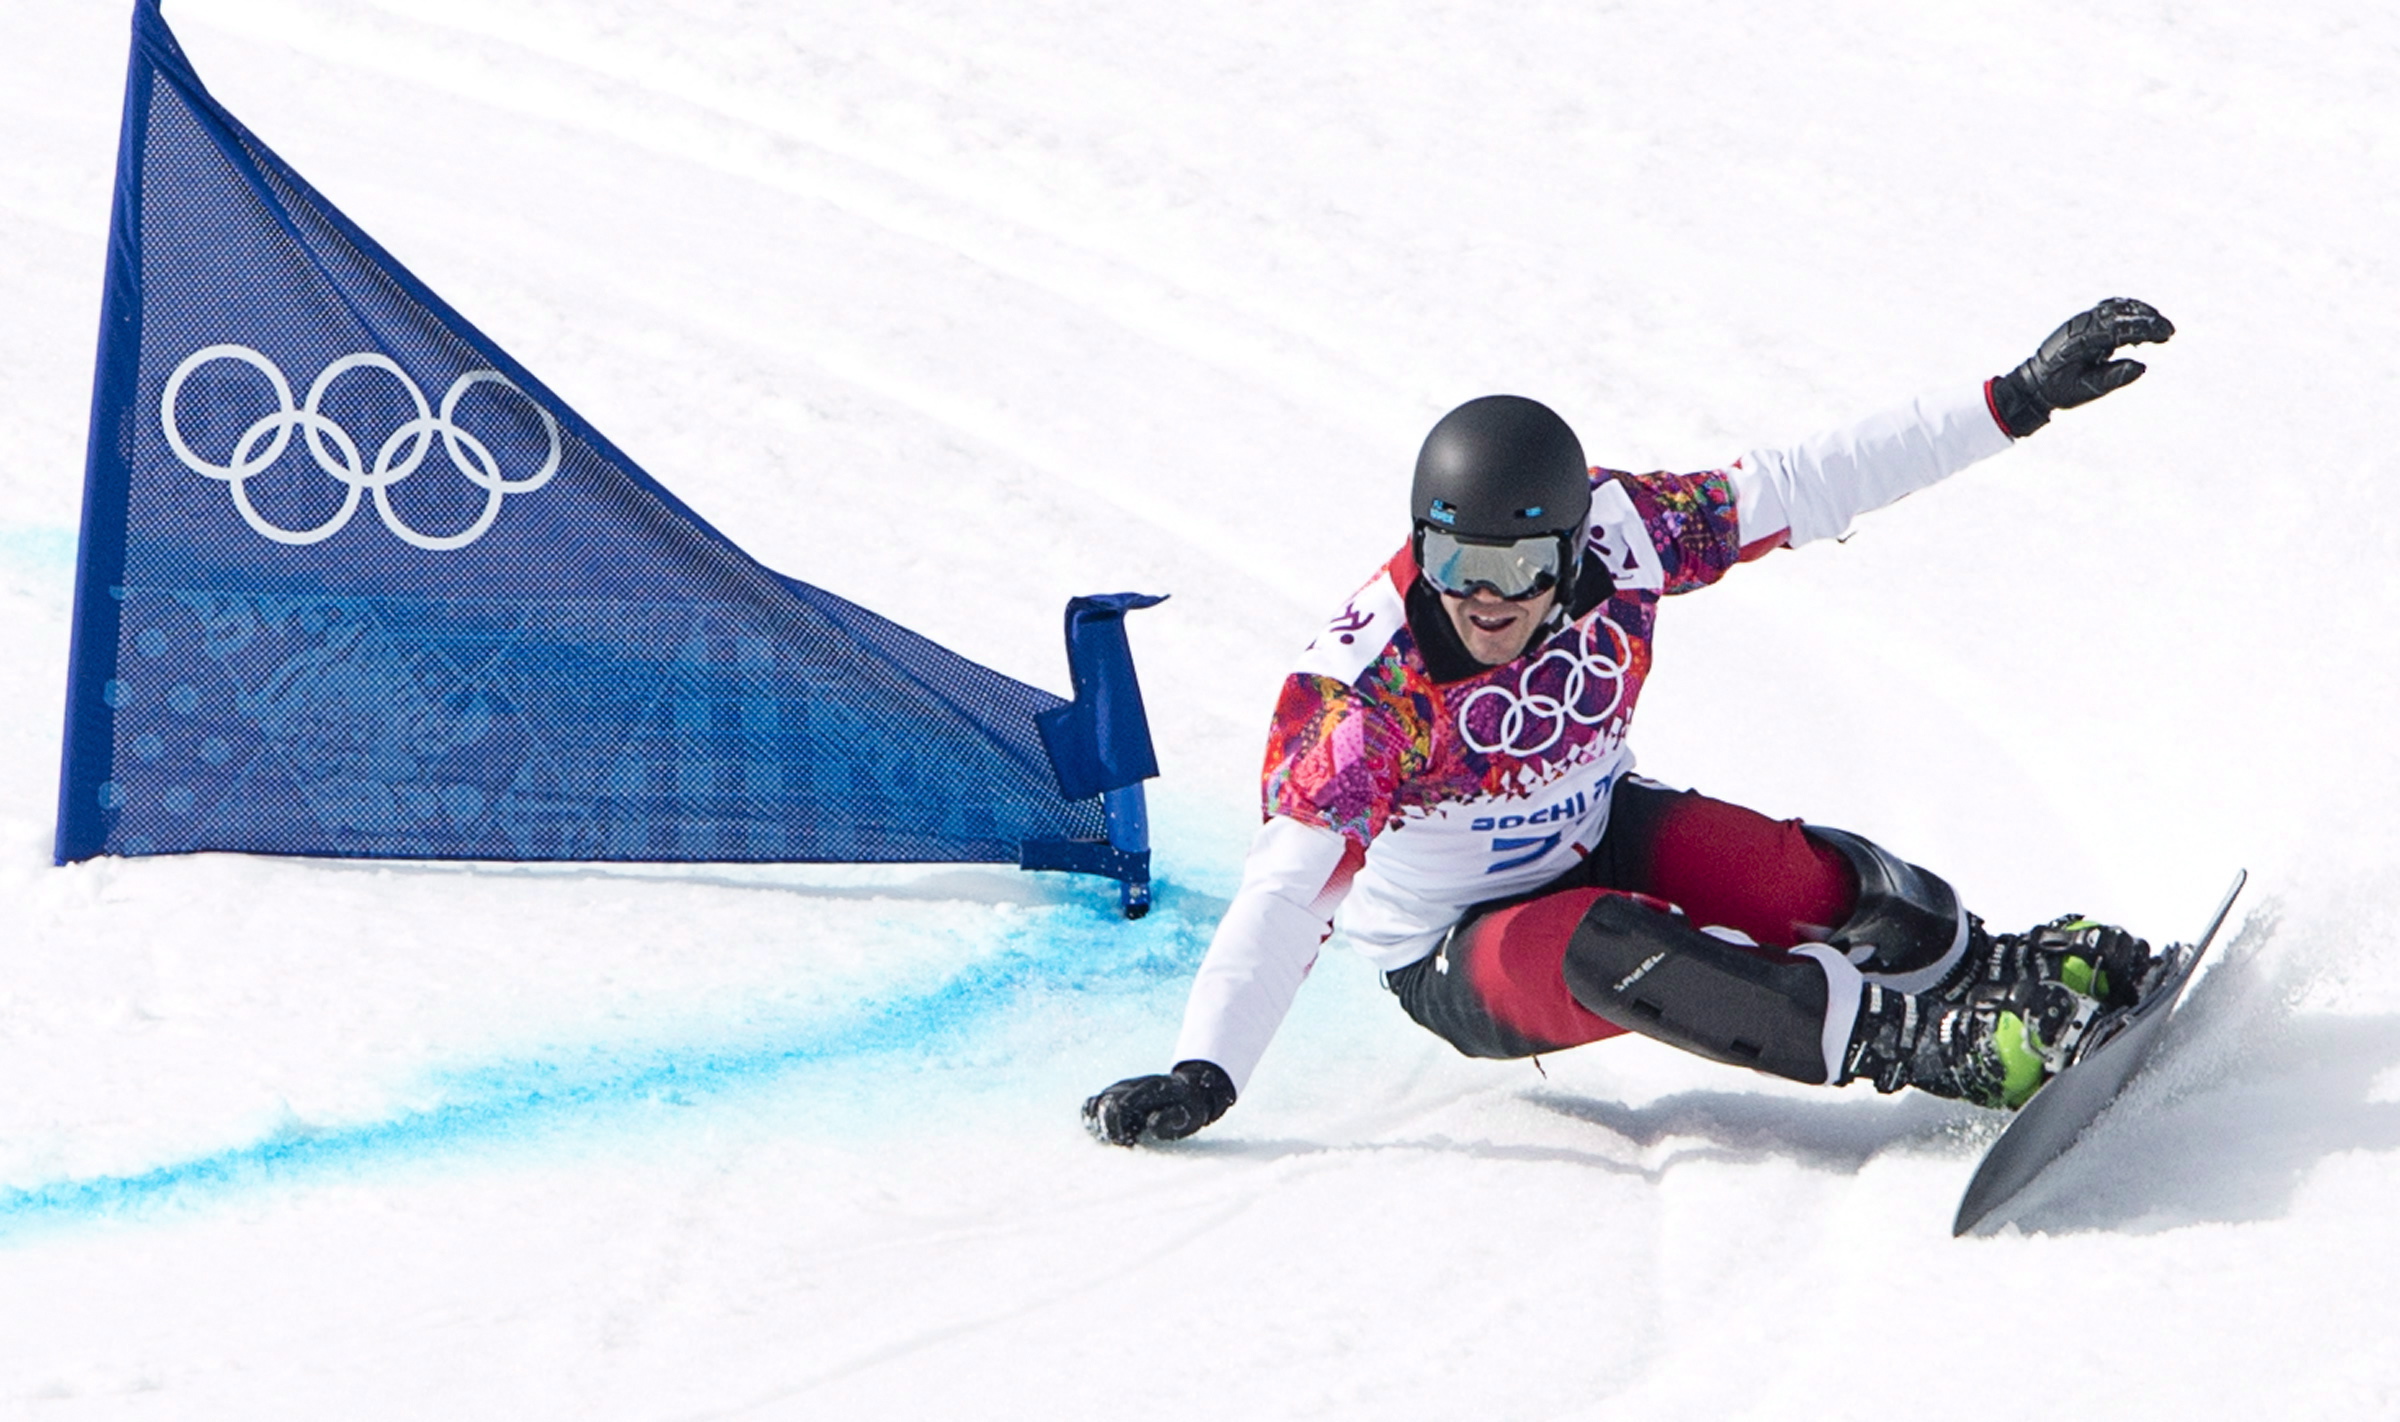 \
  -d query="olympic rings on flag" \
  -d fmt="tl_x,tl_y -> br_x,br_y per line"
161,344 -> 561,551
1456,615 -> 1632,757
